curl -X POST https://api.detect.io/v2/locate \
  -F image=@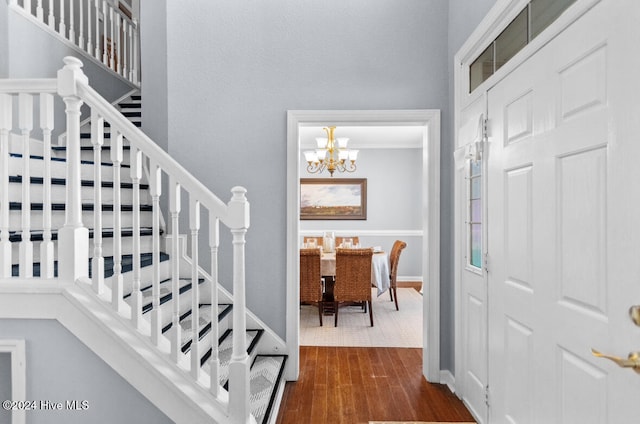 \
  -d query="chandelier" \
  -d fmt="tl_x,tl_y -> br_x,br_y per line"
303,126 -> 358,177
